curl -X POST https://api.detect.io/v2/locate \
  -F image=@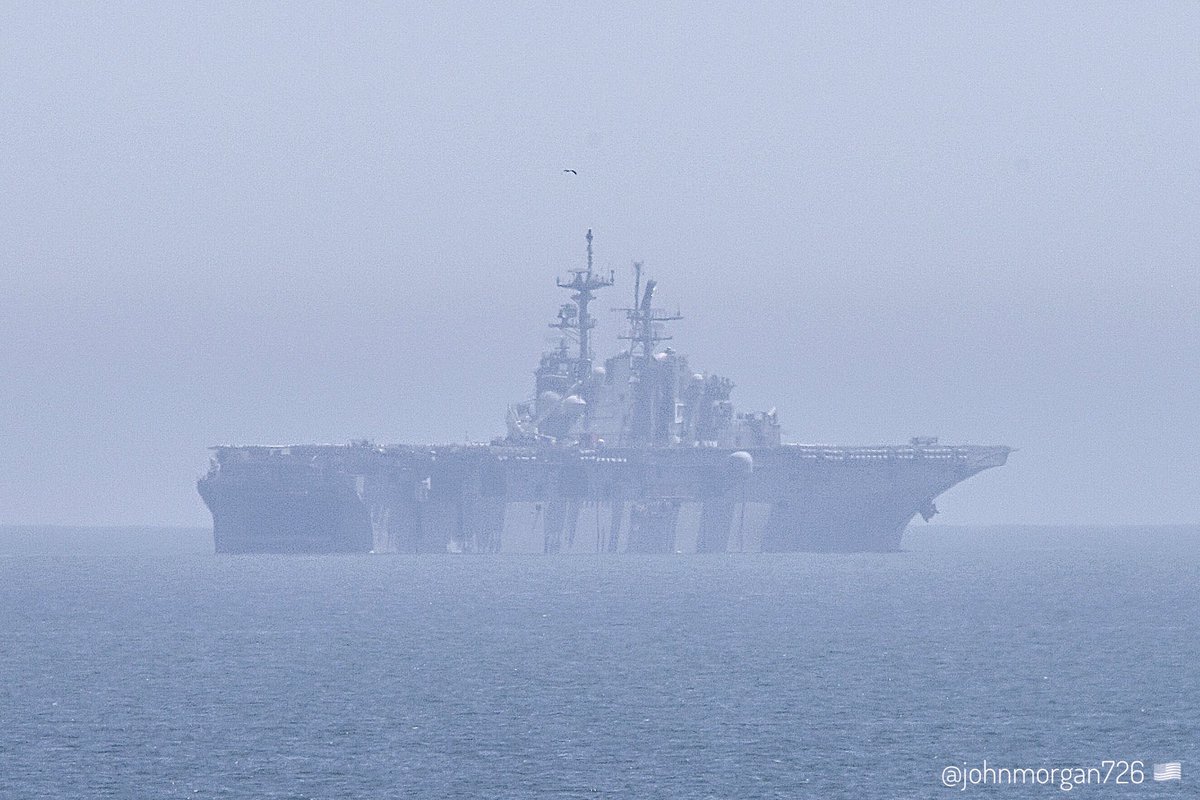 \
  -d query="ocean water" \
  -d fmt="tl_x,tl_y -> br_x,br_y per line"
1,525 -> 1196,798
